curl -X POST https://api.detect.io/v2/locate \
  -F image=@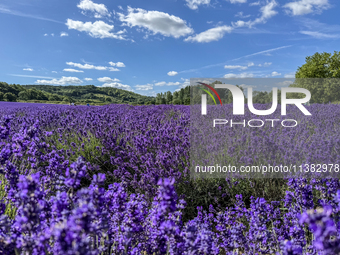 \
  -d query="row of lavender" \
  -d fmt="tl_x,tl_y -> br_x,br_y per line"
190,103 -> 340,178
0,102 -> 340,254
